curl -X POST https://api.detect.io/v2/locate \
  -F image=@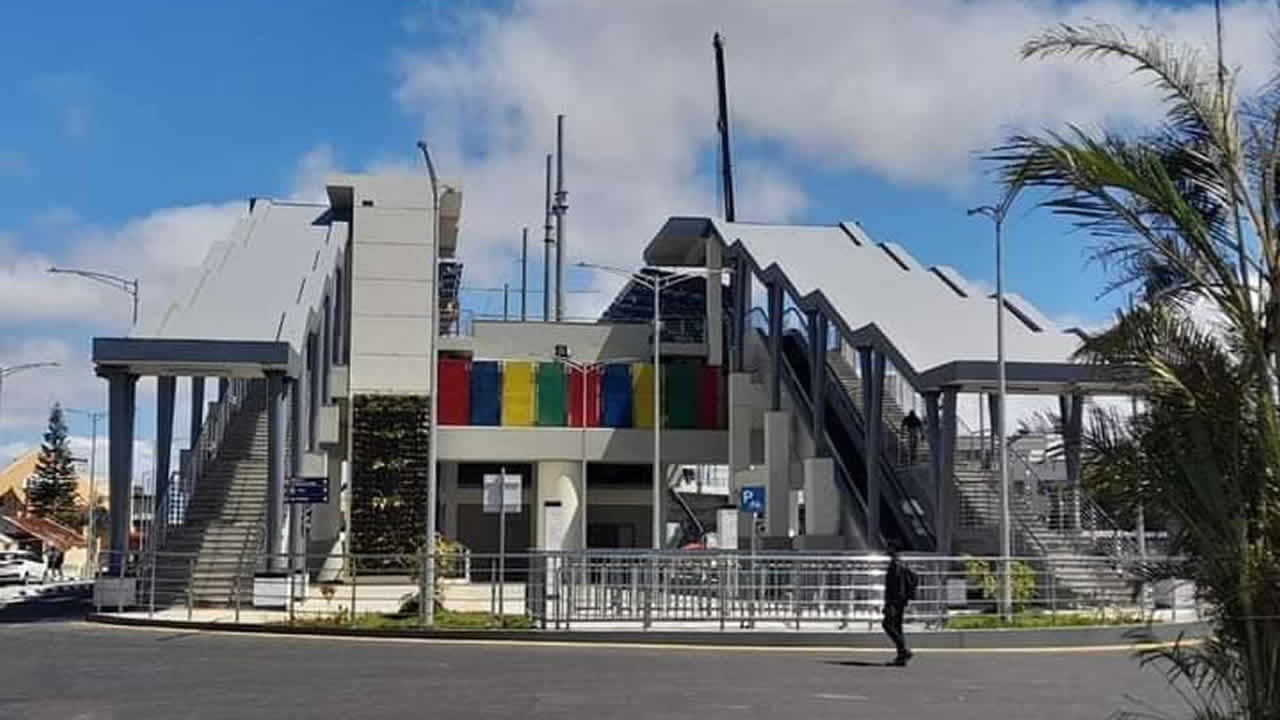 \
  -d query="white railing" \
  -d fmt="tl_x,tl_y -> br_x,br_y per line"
94,549 -> 1201,629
